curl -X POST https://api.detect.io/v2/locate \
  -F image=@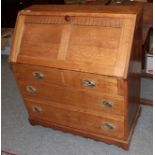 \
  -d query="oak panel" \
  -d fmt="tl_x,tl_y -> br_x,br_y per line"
19,23 -> 63,59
